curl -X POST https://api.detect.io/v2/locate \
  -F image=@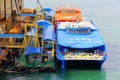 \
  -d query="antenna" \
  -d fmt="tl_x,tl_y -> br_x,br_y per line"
36,0 -> 42,9
36,0 -> 44,20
